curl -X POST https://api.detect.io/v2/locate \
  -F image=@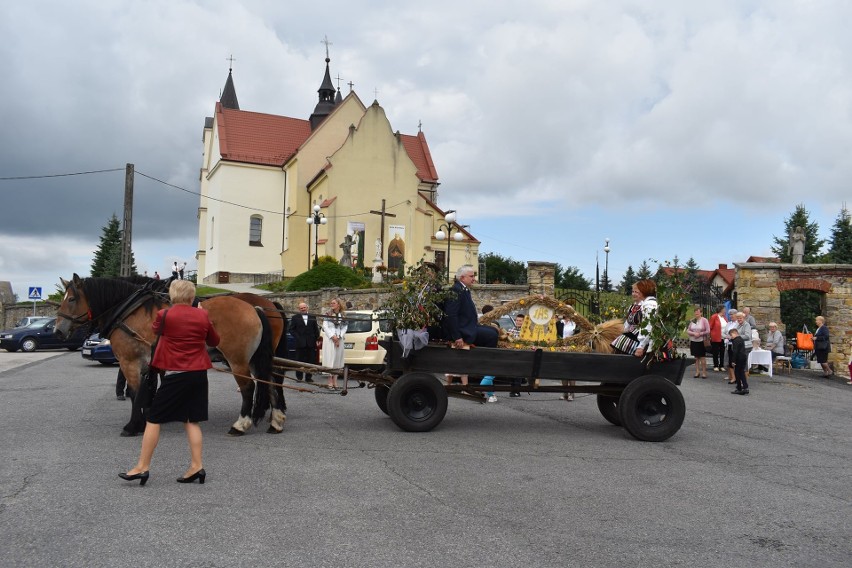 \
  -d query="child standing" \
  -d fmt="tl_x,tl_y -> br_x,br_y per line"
729,328 -> 749,395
